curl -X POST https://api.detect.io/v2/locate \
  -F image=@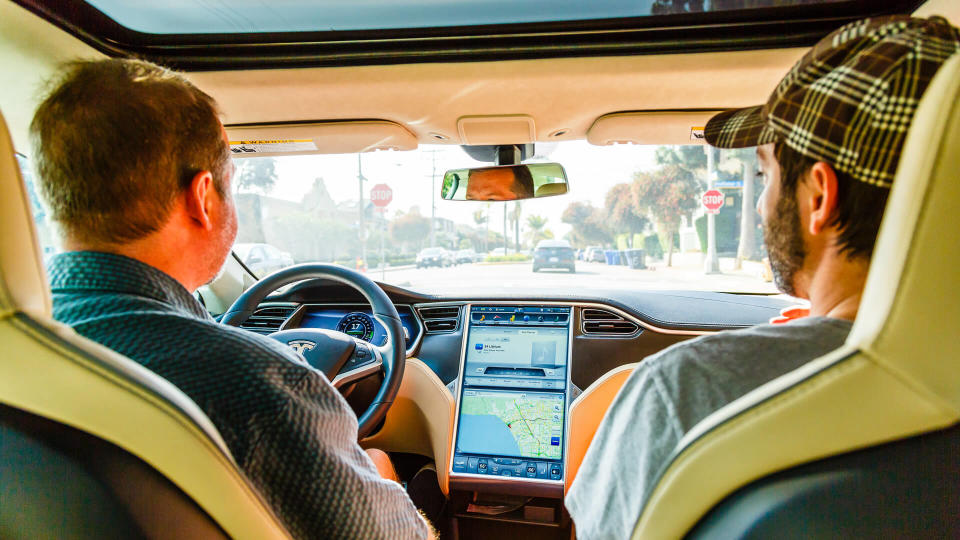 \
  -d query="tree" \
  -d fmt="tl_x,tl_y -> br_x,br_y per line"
235,158 -> 278,194
655,145 -> 708,171
651,0 -> 705,15
525,215 -> 553,246
472,209 -> 488,251
632,165 -> 702,266
561,201 -> 613,247
604,183 -> 649,248
510,201 -> 523,252
390,208 -> 431,252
